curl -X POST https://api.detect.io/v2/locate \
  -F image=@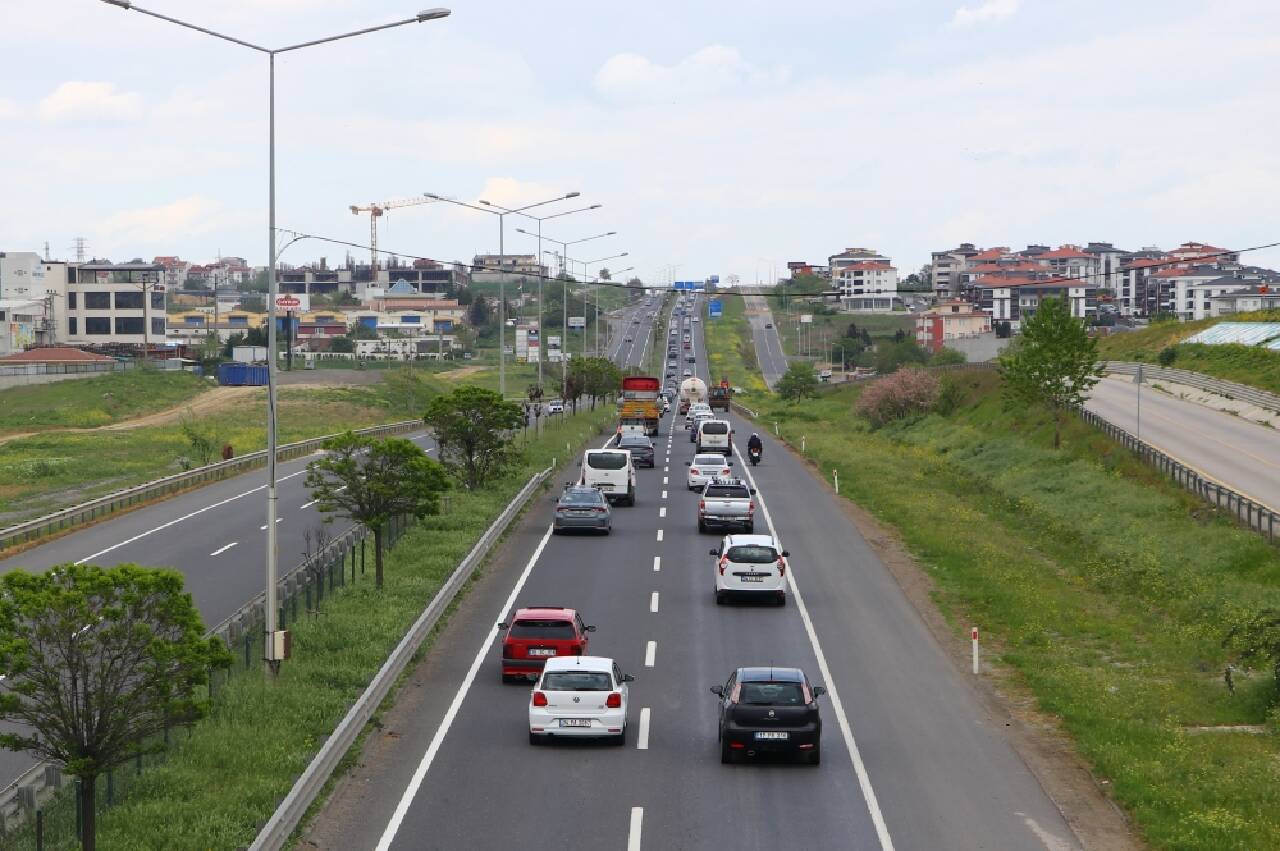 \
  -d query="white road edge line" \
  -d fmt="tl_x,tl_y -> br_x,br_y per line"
374,522 -> 556,851
649,591 -> 659,613
209,542 -> 238,556
733,442 -> 896,851
644,640 -> 656,667
628,806 -> 644,851
637,708 -> 651,750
